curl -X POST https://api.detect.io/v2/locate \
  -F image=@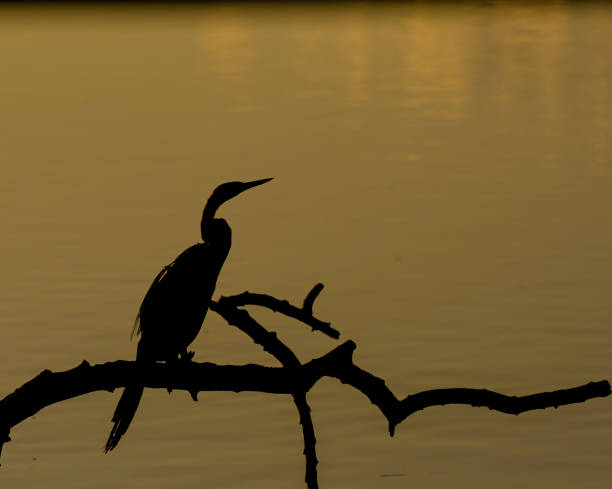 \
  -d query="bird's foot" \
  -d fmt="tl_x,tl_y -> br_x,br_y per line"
165,355 -> 184,394
180,350 -> 195,362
